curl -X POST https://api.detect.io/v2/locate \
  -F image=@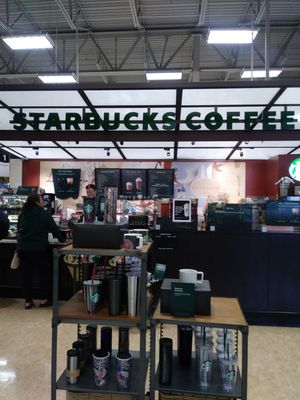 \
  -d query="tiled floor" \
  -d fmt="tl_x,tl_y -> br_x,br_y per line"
0,297 -> 300,400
